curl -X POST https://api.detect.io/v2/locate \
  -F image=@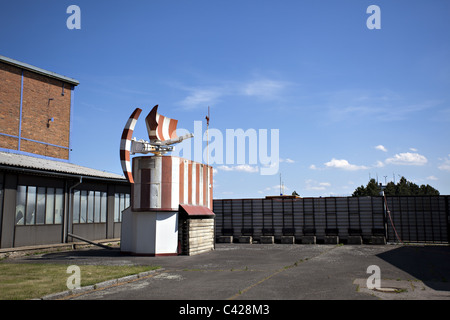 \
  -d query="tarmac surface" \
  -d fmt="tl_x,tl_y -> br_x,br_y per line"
4,243 -> 450,301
